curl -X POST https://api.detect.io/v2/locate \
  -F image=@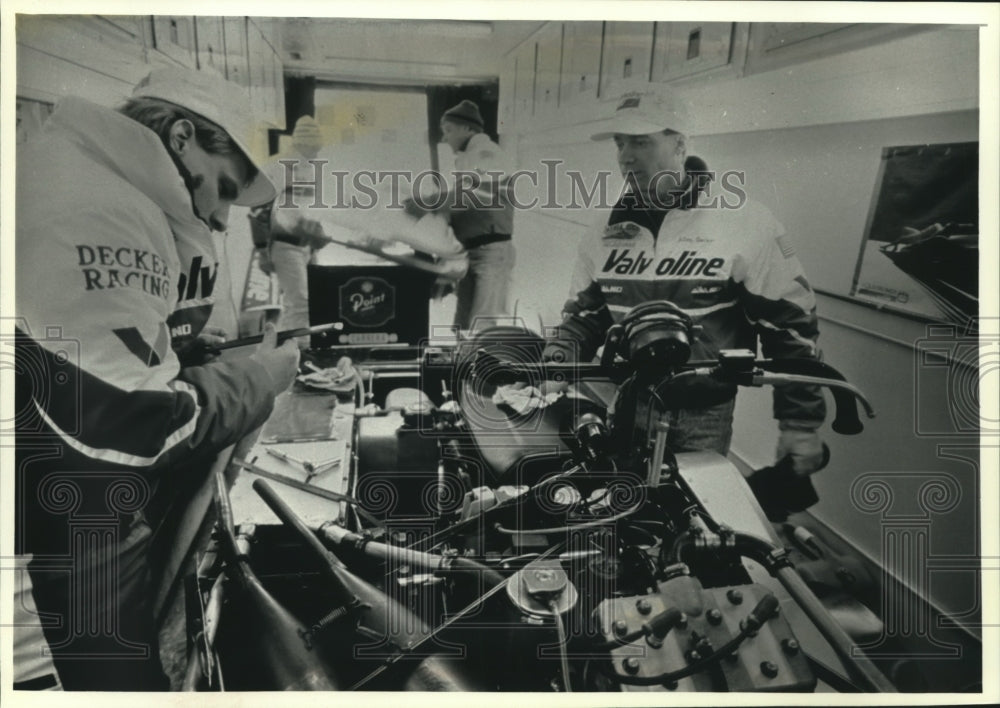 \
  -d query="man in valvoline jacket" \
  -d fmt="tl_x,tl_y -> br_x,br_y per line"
546,91 -> 826,473
15,68 -> 299,689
